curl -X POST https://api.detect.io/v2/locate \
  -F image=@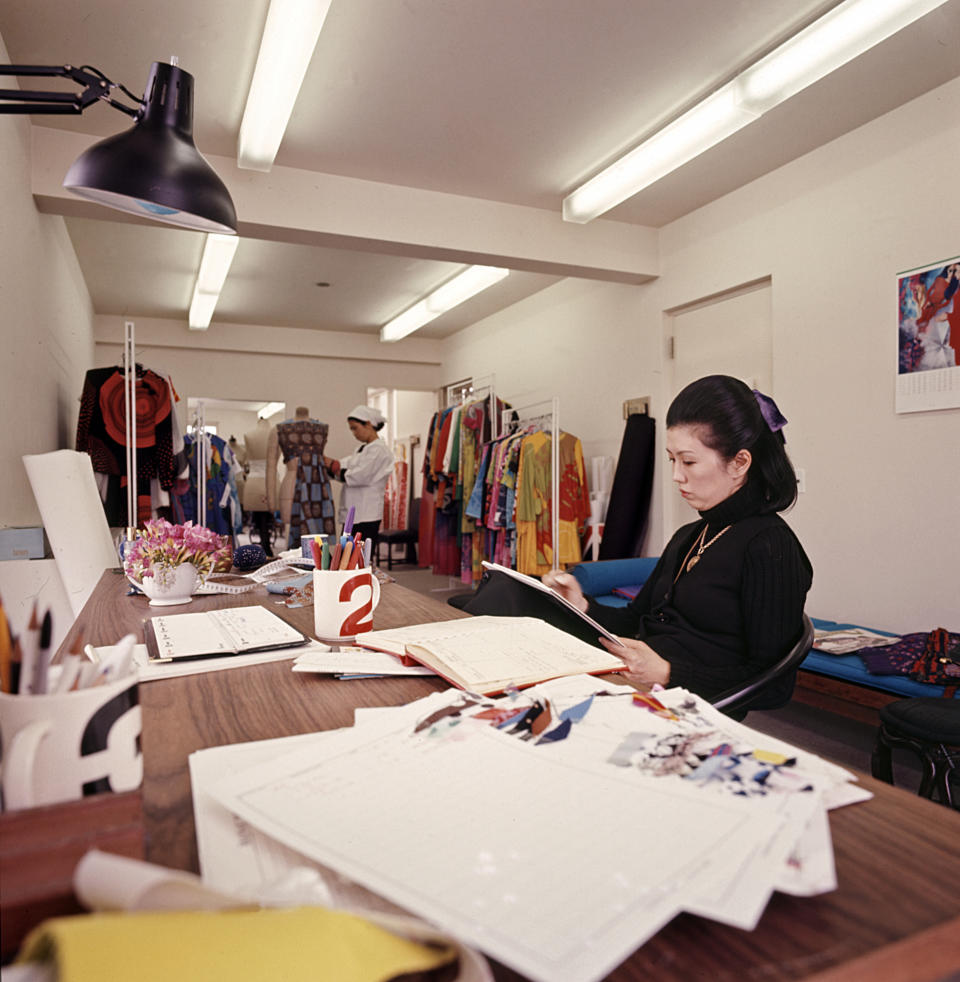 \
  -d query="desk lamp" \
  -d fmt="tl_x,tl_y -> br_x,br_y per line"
0,60 -> 237,234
